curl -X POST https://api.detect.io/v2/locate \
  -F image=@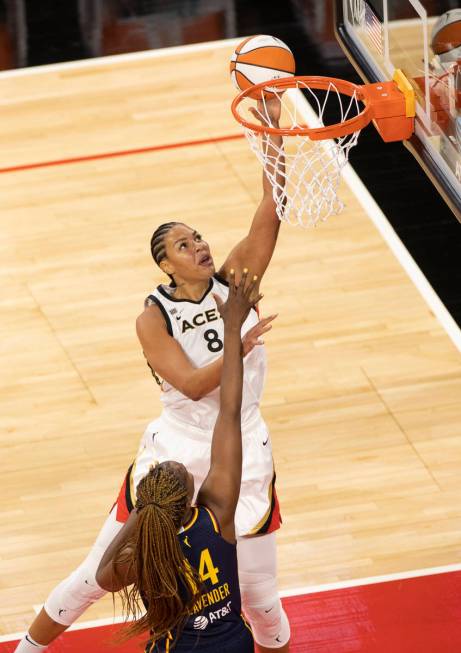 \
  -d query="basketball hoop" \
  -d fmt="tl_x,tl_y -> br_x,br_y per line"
231,73 -> 415,227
